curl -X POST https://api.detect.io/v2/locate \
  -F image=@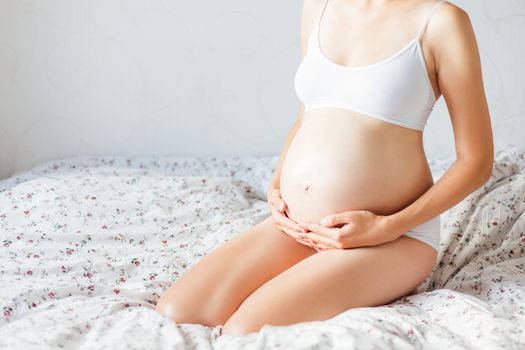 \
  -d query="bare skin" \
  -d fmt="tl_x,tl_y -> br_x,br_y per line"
155,0 -> 494,336
154,215 -> 317,327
